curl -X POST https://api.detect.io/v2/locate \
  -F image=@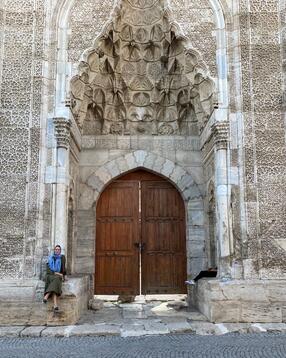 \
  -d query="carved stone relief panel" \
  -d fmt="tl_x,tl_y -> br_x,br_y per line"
169,0 -> 217,77
68,0 -> 115,62
70,0 -> 215,135
0,0 -> 45,279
